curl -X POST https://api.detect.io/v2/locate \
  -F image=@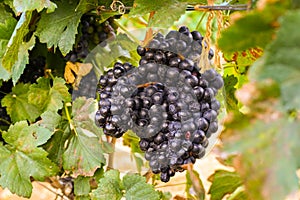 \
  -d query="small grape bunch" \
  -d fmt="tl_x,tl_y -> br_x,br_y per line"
65,15 -> 117,63
95,26 -> 223,182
